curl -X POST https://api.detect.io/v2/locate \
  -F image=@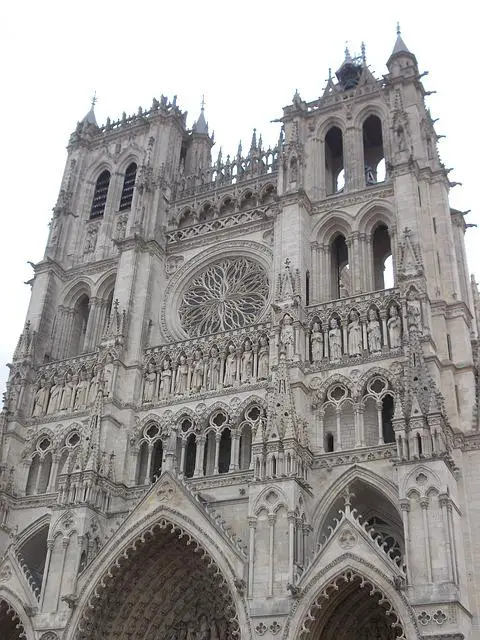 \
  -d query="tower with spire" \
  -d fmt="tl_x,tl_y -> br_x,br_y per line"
0,29 -> 478,640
